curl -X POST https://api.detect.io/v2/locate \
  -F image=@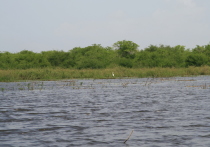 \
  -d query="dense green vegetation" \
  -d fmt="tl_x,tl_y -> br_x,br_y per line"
1,40 -> 210,69
1,40 -> 210,81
